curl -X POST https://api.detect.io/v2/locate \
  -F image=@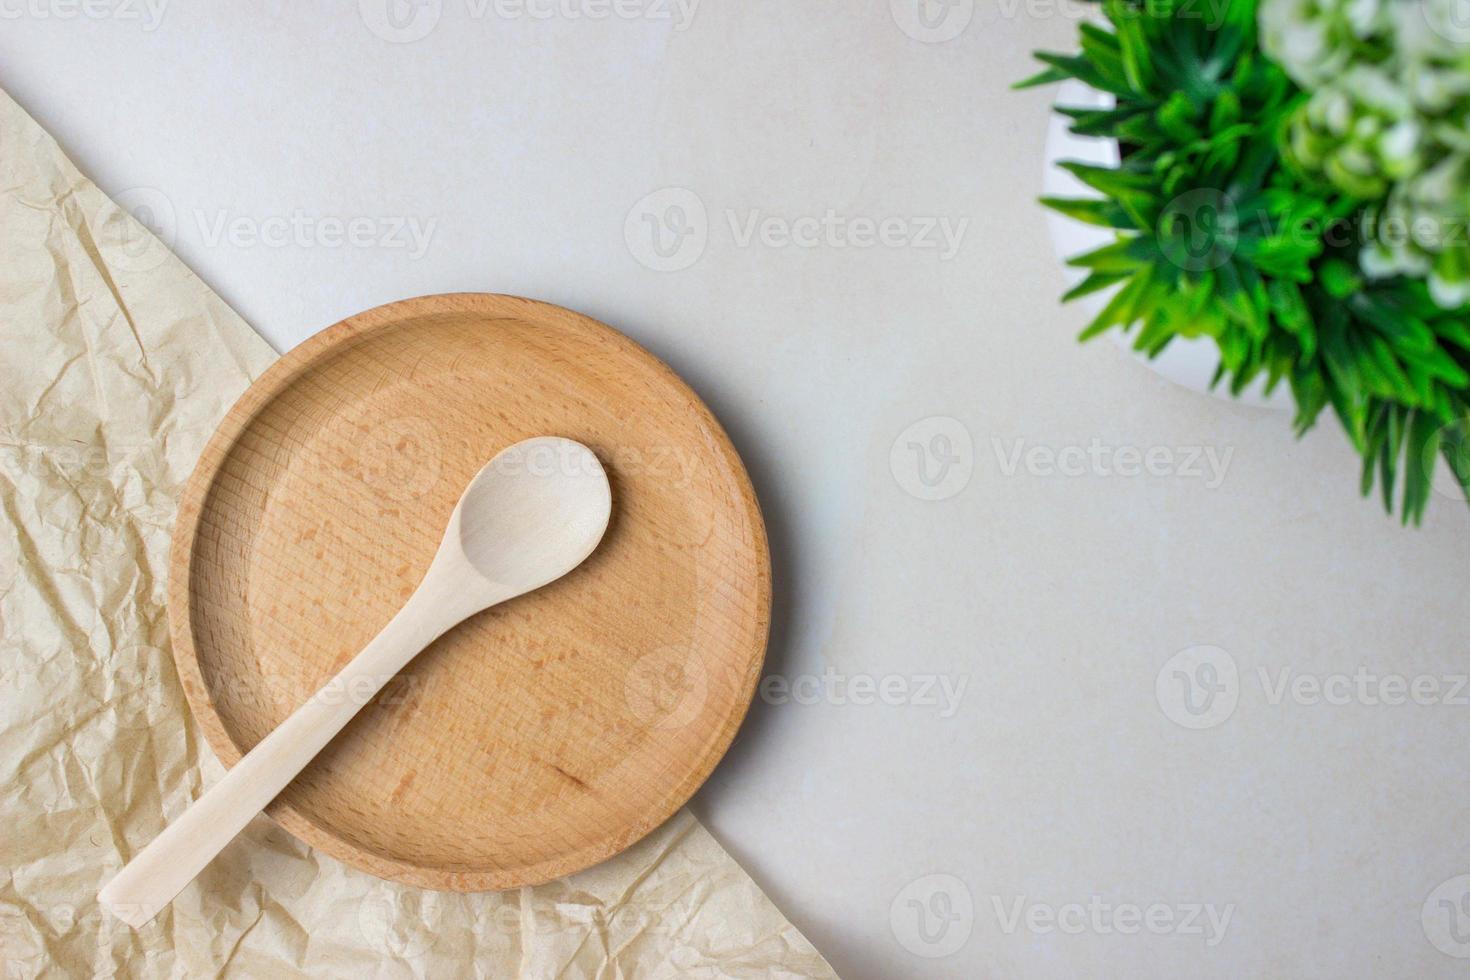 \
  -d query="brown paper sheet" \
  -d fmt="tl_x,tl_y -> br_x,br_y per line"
0,87 -> 834,979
